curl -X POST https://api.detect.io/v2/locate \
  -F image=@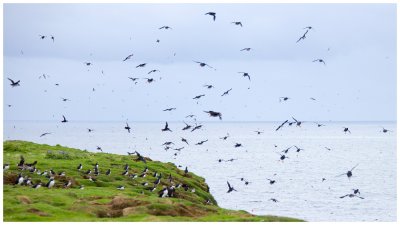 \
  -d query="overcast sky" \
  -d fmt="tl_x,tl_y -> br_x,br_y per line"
3,3 -> 396,122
